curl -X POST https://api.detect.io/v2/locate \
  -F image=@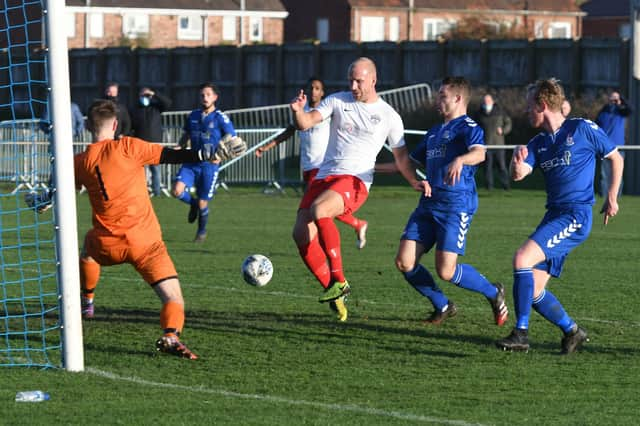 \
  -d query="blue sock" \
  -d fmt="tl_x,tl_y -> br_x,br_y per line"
178,190 -> 193,205
449,264 -> 497,299
402,264 -> 448,310
532,289 -> 575,334
513,268 -> 534,329
197,207 -> 209,235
